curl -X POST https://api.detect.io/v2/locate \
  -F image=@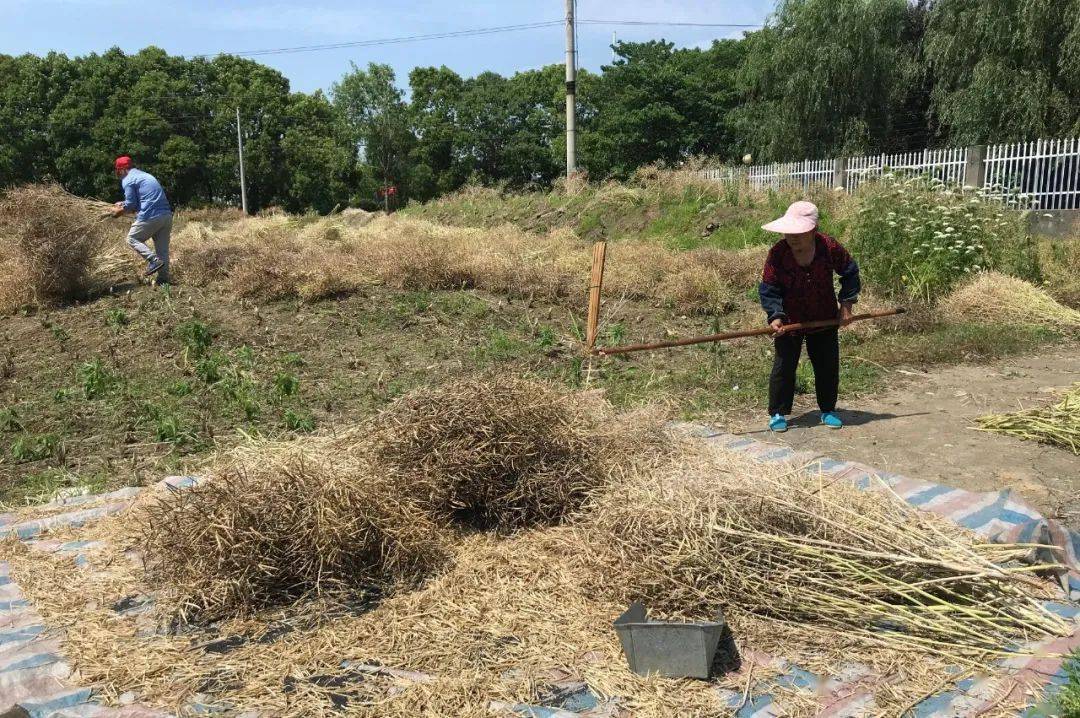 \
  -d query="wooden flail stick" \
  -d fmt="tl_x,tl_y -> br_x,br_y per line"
593,308 -> 906,357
